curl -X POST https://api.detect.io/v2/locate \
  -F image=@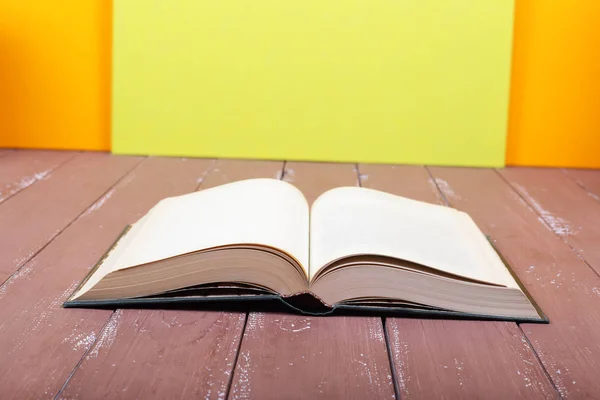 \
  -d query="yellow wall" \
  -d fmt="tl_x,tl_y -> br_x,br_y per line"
112,0 -> 515,167
0,0 -> 111,151
507,1 -> 600,168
